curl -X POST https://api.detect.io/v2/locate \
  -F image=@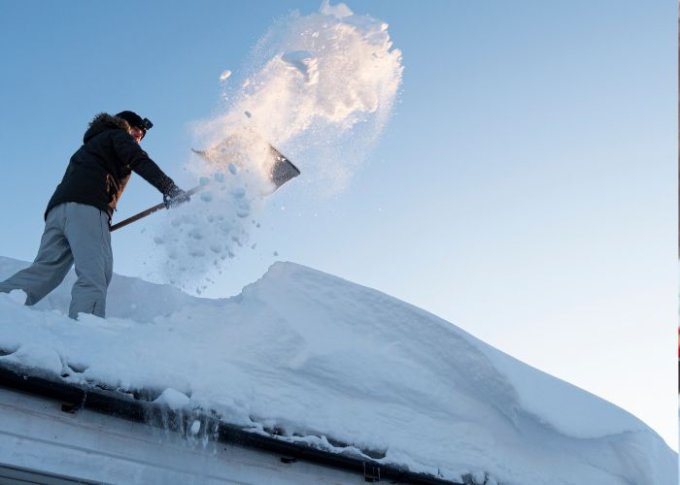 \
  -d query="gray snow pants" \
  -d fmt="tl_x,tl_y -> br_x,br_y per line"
0,202 -> 113,319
